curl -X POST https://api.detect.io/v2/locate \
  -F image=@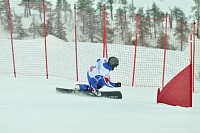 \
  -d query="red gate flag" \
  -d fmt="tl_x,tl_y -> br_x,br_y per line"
157,64 -> 192,107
